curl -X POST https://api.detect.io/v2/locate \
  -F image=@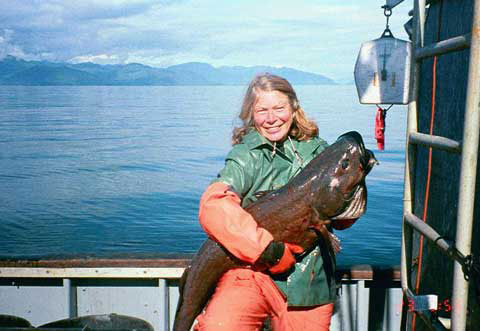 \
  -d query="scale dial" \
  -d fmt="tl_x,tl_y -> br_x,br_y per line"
354,37 -> 411,105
